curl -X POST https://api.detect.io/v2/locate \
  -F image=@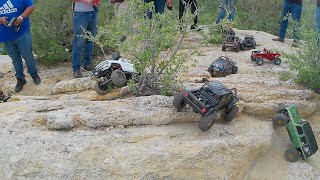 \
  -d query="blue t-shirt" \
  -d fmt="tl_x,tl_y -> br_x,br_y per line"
0,0 -> 33,42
